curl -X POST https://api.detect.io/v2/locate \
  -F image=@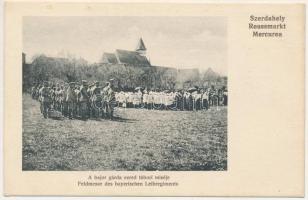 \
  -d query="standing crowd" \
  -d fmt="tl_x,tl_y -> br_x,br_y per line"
31,80 -> 116,120
115,86 -> 227,111
31,80 -> 228,120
